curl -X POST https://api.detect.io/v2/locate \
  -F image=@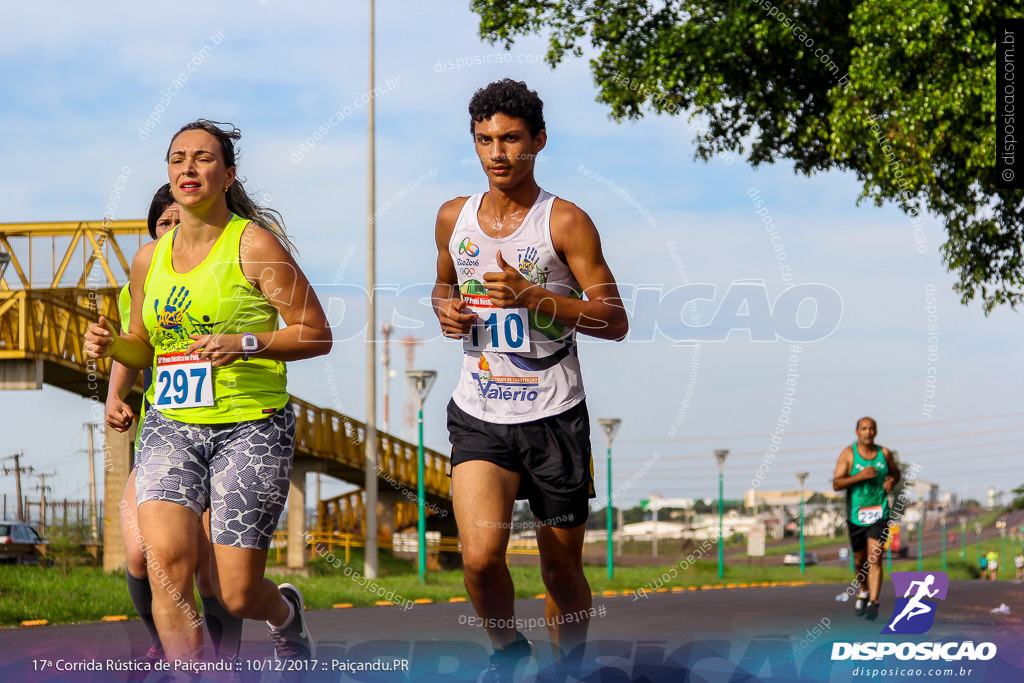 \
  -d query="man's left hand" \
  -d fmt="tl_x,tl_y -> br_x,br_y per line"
483,250 -> 535,308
